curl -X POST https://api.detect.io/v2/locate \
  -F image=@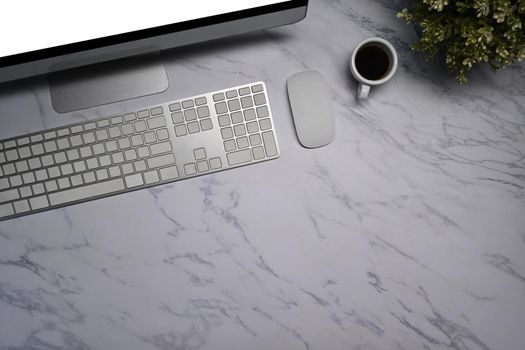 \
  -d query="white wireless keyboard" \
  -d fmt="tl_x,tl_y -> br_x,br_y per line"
0,82 -> 279,221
